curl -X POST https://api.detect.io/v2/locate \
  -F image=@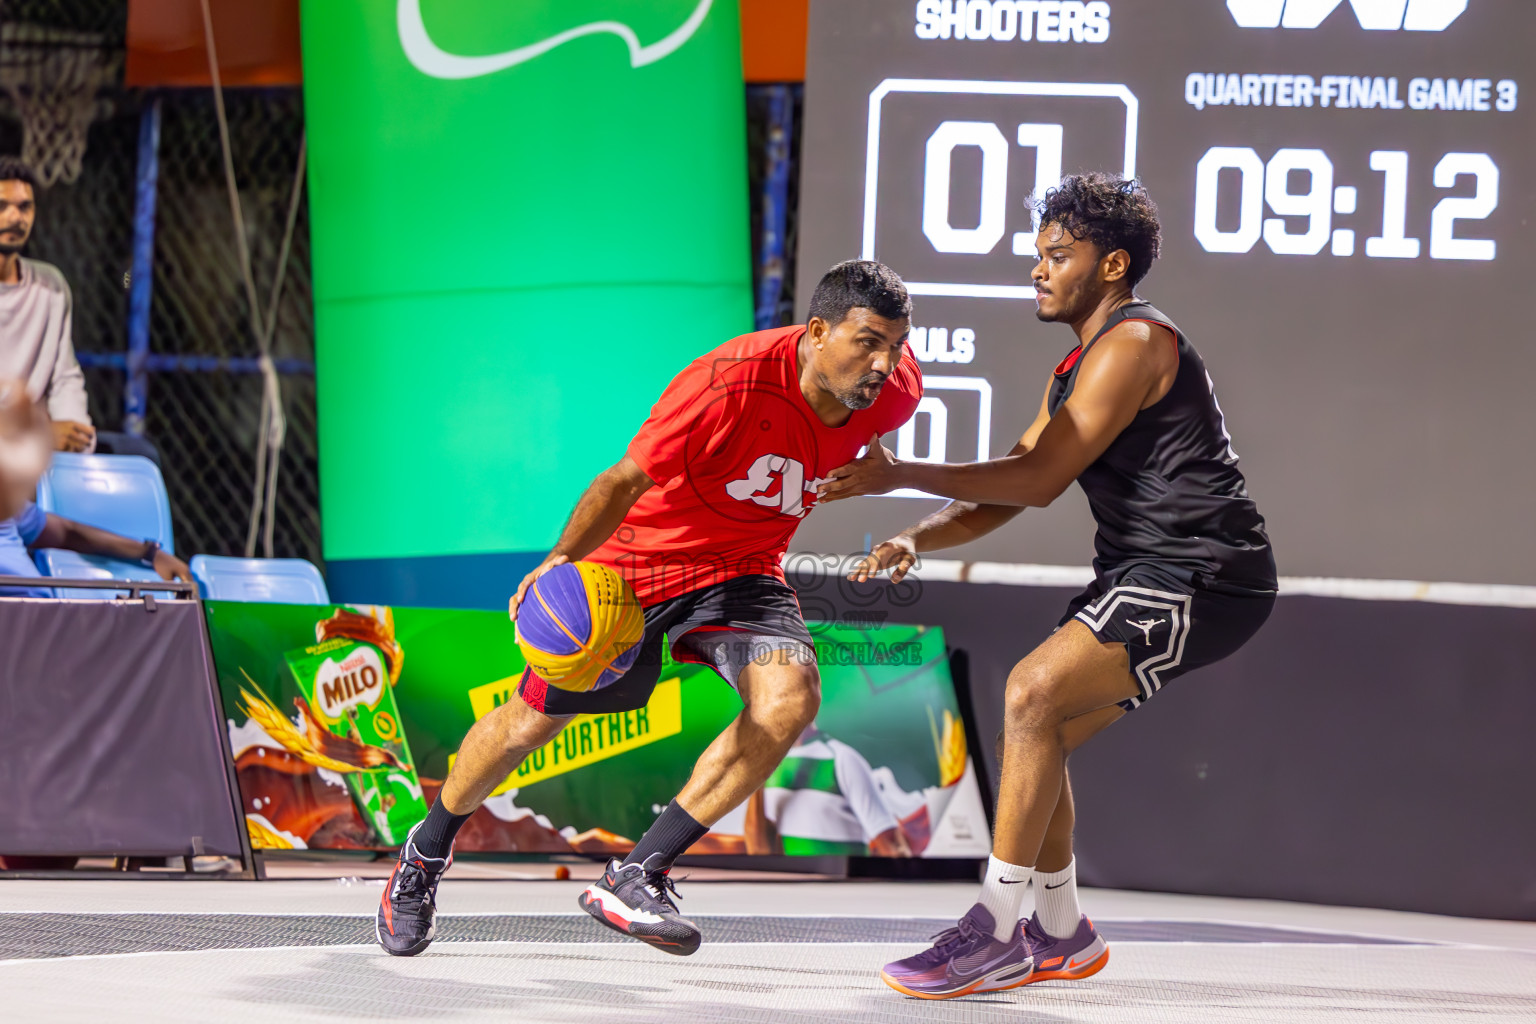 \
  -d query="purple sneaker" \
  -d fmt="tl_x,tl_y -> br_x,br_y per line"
880,904 -> 1034,999
1019,912 -> 1109,984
